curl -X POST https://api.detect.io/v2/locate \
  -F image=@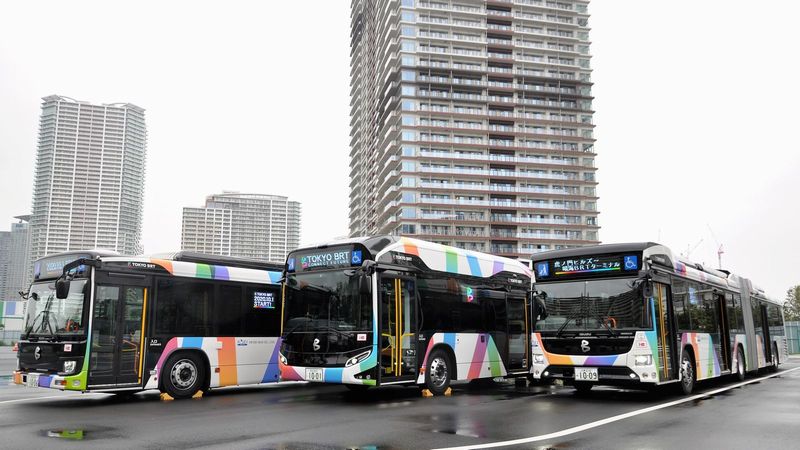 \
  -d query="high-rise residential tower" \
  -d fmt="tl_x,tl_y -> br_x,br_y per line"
349,0 -> 599,257
3,215 -> 32,302
29,95 -> 147,262
181,192 -> 301,263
